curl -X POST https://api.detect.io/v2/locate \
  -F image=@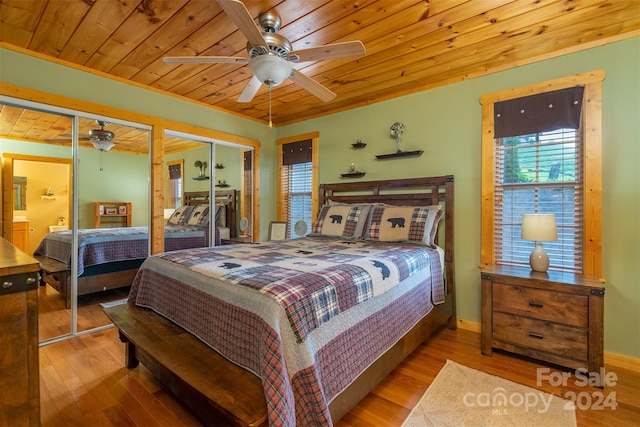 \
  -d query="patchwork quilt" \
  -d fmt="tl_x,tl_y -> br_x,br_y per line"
33,225 -> 214,276
128,236 -> 445,426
